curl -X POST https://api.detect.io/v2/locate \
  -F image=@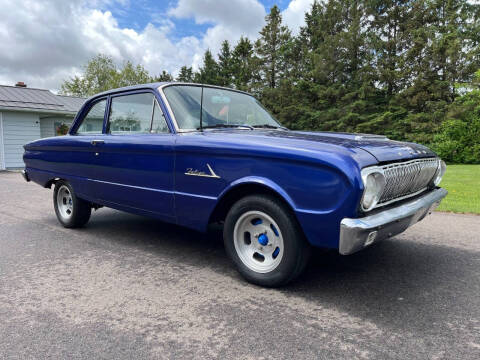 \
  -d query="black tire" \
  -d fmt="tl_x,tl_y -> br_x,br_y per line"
223,194 -> 311,287
53,180 -> 91,228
